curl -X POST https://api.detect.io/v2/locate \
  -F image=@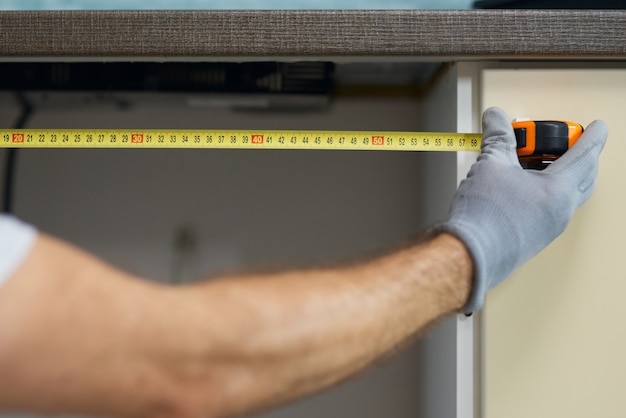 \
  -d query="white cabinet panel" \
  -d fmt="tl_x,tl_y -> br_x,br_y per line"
482,68 -> 626,418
